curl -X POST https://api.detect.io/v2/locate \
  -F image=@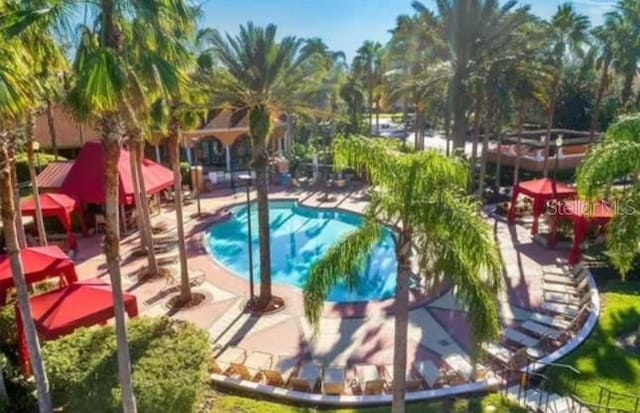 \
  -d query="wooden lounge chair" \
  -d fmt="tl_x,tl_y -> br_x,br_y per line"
321,366 -> 347,395
502,328 -> 539,348
355,364 -> 384,395
482,343 -> 514,366
544,275 -> 589,295
520,320 -> 562,341
210,346 -> 246,375
383,364 -> 422,392
527,312 -> 572,330
413,360 -> 441,388
543,268 -> 587,286
261,356 -> 299,387
231,351 -> 273,381
542,262 -> 586,277
443,354 -> 477,382
289,363 -> 321,392
541,291 -> 593,317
